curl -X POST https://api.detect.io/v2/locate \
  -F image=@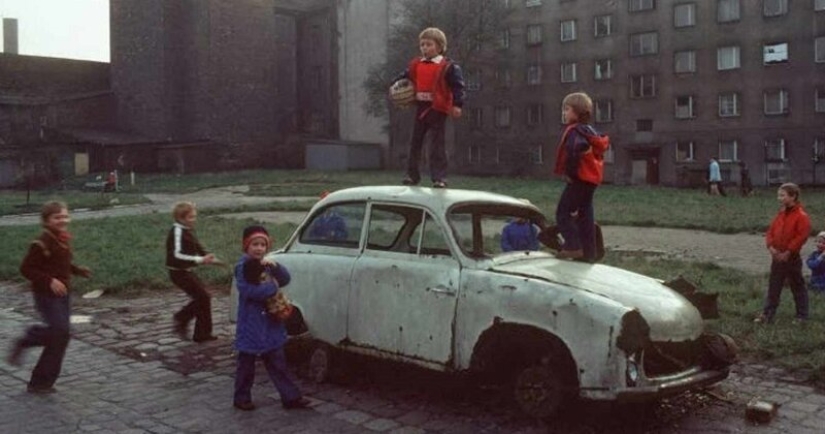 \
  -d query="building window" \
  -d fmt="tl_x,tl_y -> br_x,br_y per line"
494,147 -> 501,164
594,59 -> 613,80
817,0 -> 825,11
466,69 -> 482,91
763,42 -> 788,64
763,0 -> 788,17
717,46 -> 740,70
561,62 -> 577,83
594,15 -> 612,37
675,95 -> 696,119
526,25 -> 542,46
816,37 -> 825,63
630,75 -> 656,98
719,140 -> 738,162
719,92 -> 740,117
468,145 -> 482,164
765,139 -> 786,161
630,32 -> 658,56
674,3 -> 696,27
495,106 -> 512,128
499,29 -> 511,49
676,141 -> 695,161
636,119 -> 653,132
560,20 -> 577,42
495,68 -> 512,88
529,146 -> 543,164
816,88 -> 825,112
717,0 -> 740,22
525,0 -> 542,7
526,104 -> 544,126
595,99 -> 613,123
527,65 -> 542,85
469,108 -> 483,129
674,50 -> 696,73
502,0 -> 512,9
629,0 -> 655,12
764,89 -> 789,115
